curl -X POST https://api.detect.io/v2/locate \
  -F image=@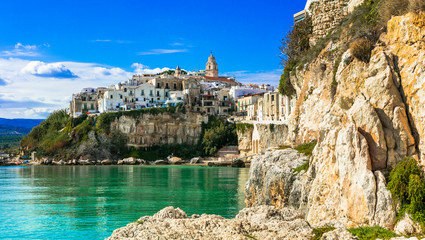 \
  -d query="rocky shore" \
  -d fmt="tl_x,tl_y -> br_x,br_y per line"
0,156 -> 247,168
106,148 -> 421,239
